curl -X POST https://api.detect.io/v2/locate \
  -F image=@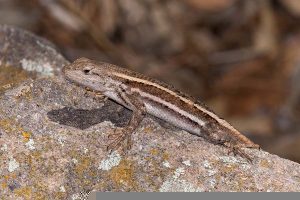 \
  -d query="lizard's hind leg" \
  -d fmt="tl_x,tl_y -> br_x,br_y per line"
107,91 -> 146,151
